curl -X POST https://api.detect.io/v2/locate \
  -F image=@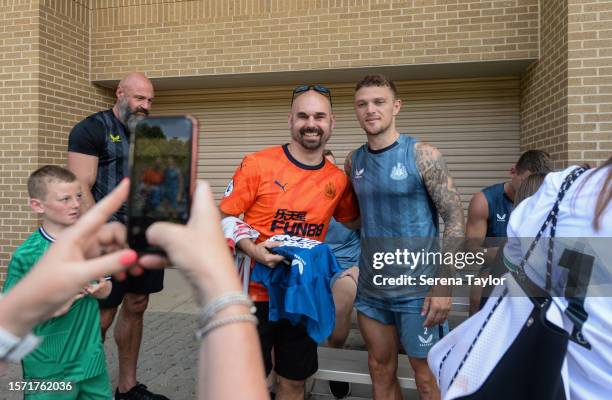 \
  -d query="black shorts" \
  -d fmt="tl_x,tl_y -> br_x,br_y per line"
98,269 -> 164,309
255,301 -> 318,381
